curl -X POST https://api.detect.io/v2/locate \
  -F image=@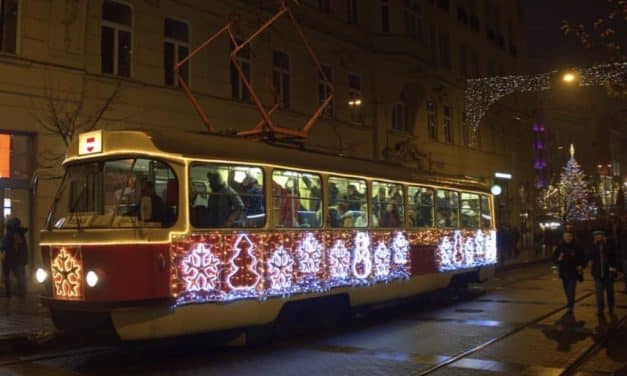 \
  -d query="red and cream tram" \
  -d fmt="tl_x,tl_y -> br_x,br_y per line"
36,129 -> 497,340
